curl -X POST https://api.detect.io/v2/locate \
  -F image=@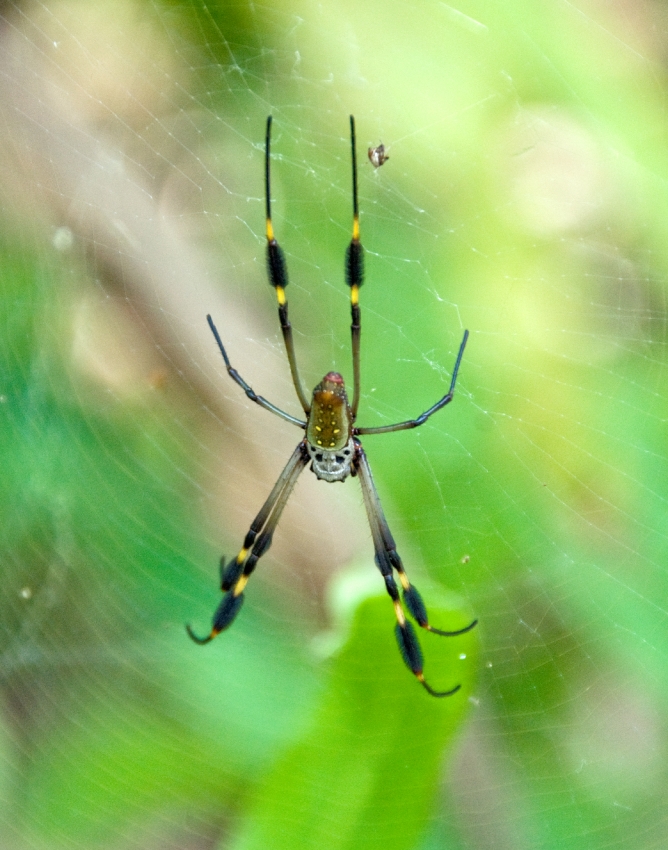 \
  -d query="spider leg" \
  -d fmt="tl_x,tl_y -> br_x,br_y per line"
264,116 -> 311,414
186,441 -> 309,644
345,115 -> 364,421
207,315 -> 306,428
355,329 -> 468,435
355,443 -> 476,697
